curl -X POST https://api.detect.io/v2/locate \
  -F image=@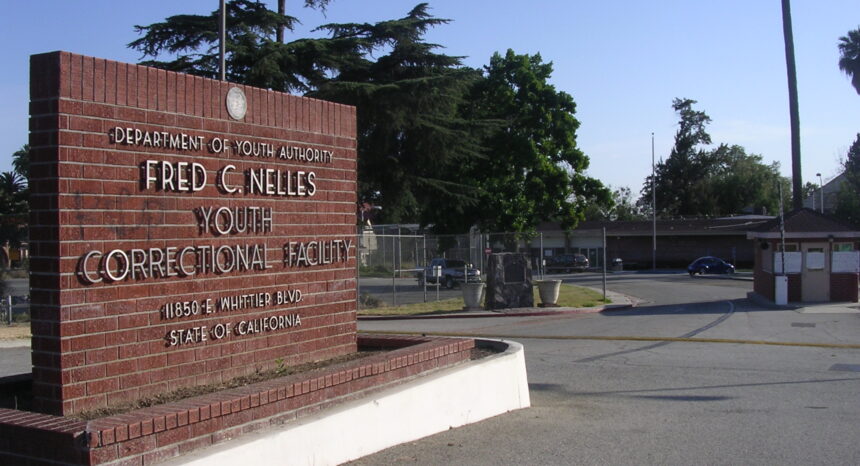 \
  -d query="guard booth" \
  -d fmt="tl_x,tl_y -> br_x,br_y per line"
747,209 -> 860,303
